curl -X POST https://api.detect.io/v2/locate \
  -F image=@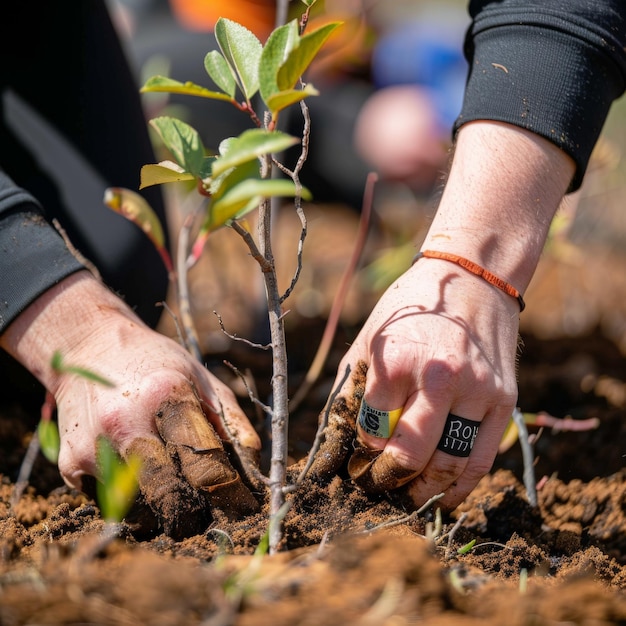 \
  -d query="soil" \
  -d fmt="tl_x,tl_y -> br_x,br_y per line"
2,200 -> 626,624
